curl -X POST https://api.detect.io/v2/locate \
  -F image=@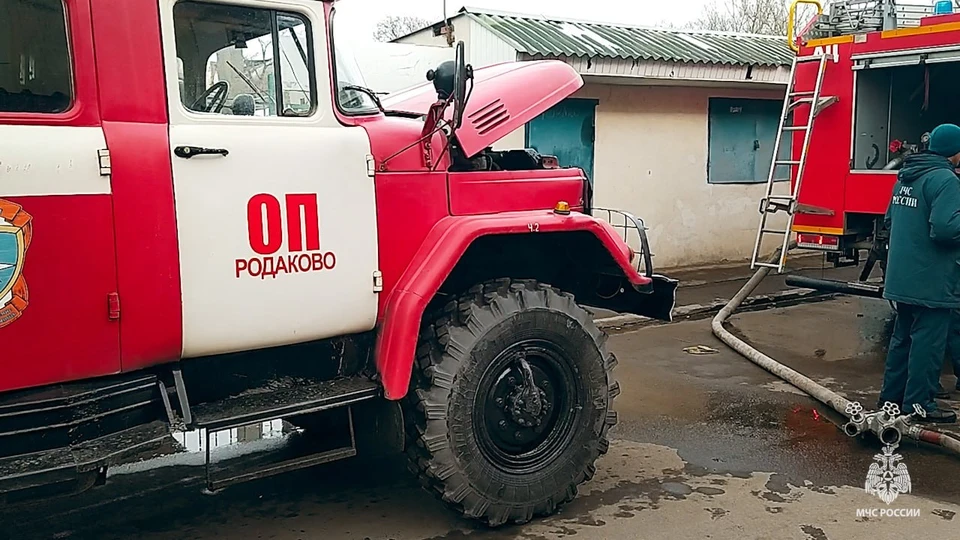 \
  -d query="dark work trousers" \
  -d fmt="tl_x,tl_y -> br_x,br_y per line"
945,310 -> 960,382
880,302 -> 952,414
